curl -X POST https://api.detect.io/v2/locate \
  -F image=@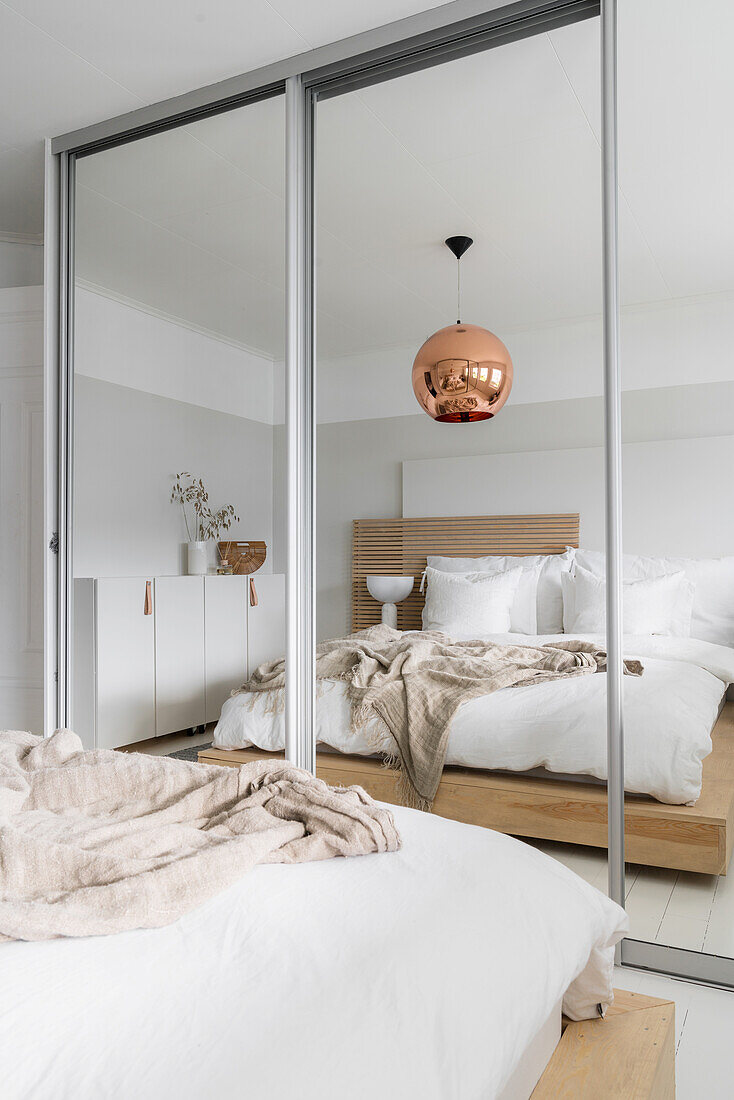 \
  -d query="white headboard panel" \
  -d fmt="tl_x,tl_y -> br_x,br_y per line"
403,434 -> 734,559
